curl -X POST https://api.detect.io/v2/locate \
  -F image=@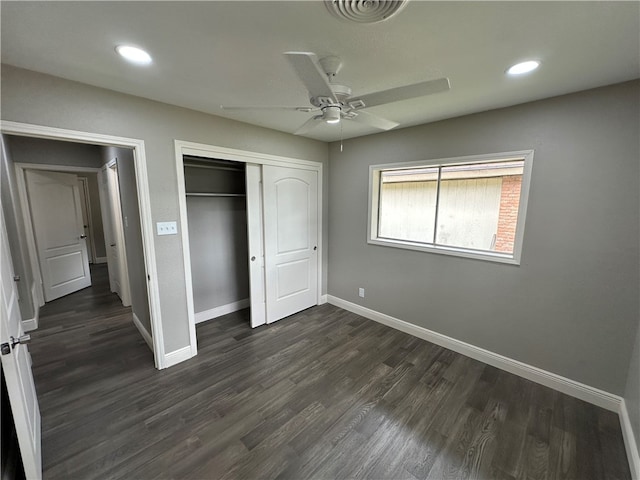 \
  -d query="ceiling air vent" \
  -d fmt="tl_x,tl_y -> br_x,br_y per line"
325,0 -> 408,24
